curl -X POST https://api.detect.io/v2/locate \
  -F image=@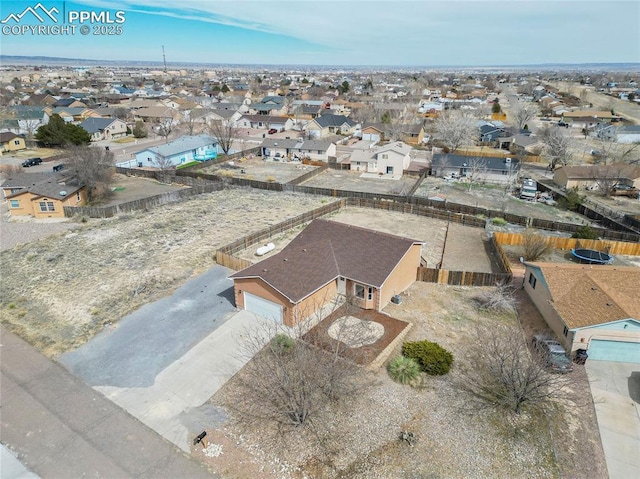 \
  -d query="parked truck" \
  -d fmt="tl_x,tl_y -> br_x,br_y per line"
520,178 -> 538,200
